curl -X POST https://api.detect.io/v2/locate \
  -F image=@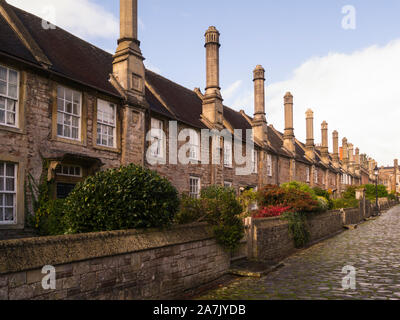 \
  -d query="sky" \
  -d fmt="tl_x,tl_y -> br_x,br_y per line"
7,0 -> 400,166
